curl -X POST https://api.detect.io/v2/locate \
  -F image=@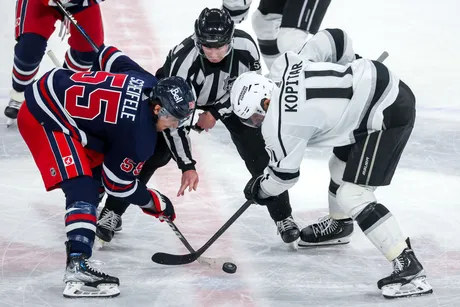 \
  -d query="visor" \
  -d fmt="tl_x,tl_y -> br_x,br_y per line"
239,113 -> 265,128
159,106 -> 192,128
